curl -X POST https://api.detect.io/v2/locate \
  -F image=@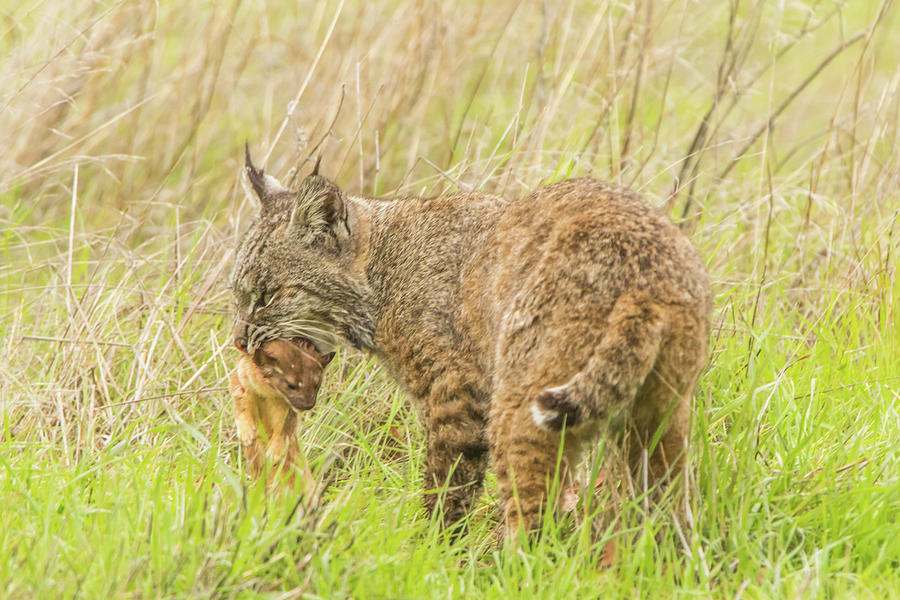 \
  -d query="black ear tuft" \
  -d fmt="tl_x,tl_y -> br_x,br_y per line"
244,142 -> 268,200
312,155 -> 322,176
